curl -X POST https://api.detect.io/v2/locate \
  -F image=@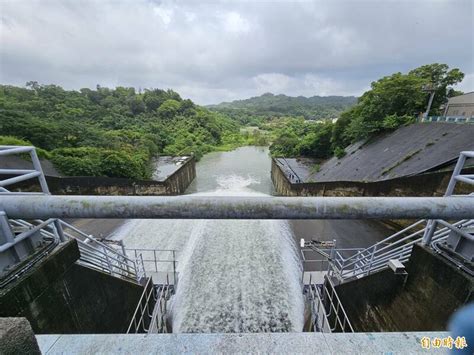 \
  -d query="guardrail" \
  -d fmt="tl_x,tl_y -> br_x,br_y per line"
0,145 -> 50,194
331,219 -> 474,281
127,276 -> 173,334
423,116 -> 474,124
5,218 -> 143,283
125,248 -> 178,286
126,278 -> 156,333
306,274 -> 354,333
59,220 -> 142,282
1,195 -> 473,220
